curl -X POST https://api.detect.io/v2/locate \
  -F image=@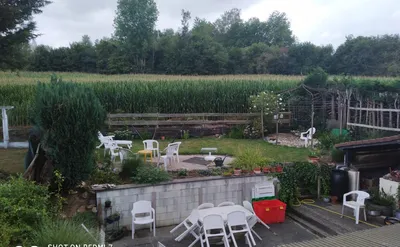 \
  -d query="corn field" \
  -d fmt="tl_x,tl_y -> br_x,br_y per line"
1,71 -> 399,127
